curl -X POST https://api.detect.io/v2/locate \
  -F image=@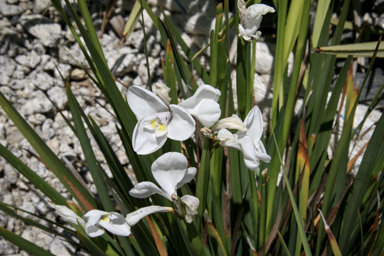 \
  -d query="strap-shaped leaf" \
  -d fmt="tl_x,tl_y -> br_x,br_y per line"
0,226 -> 55,256
0,91 -> 96,212
314,41 -> 384,58
66,84 -> 114,212
0,143 -> 66,205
